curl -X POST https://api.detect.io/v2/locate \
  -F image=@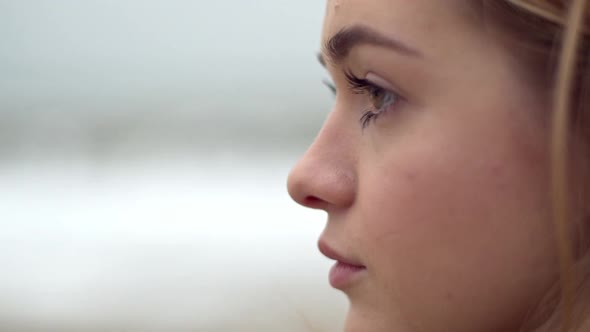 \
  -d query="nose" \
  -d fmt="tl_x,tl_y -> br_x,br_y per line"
287,110 -> 357,211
